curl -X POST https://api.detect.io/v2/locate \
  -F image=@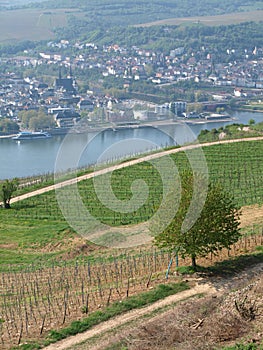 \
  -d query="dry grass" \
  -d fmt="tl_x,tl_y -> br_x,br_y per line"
240,204 -> 263,228
105,273 -> 263,350
137,10 -> 263,27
